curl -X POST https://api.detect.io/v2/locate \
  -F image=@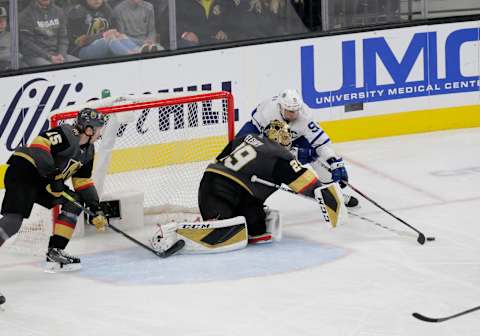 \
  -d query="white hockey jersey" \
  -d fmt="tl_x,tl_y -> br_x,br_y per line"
250,95 -> 336,159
